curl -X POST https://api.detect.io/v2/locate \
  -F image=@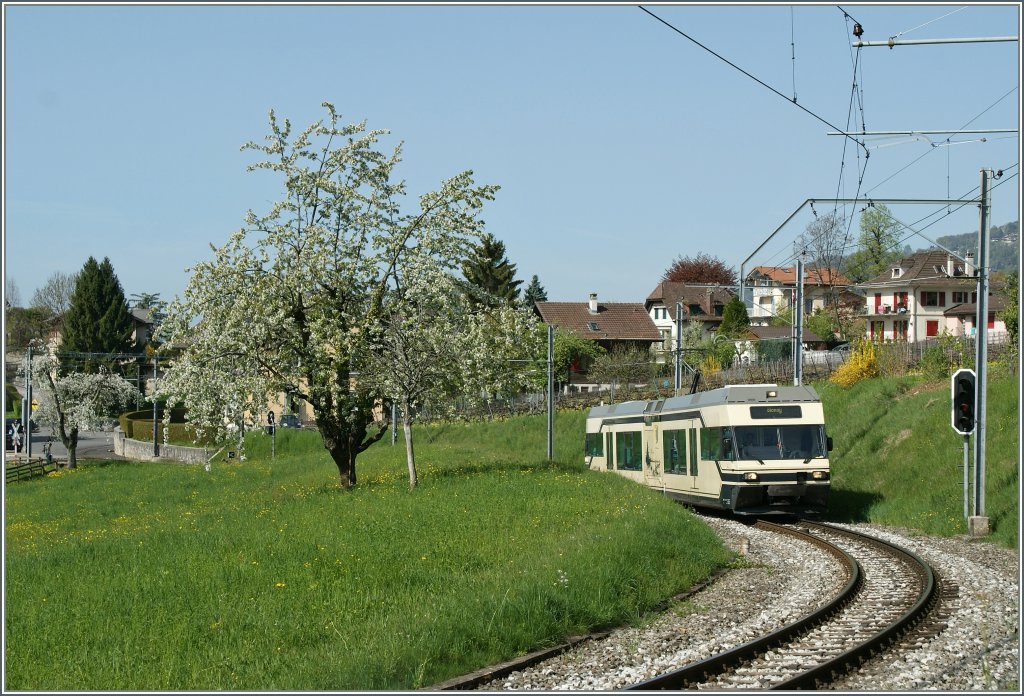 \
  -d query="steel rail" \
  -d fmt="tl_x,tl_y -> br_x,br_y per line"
771,521 -> 938,690
626,520 -> 937,690
626,520 -> 860,689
